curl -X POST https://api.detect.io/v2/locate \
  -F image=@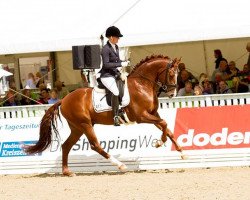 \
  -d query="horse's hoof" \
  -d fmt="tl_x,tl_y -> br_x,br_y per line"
63,171 -> 76,177
119,164 -> 128,172
155,140 -> 164,148
181,154 -> 188,160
